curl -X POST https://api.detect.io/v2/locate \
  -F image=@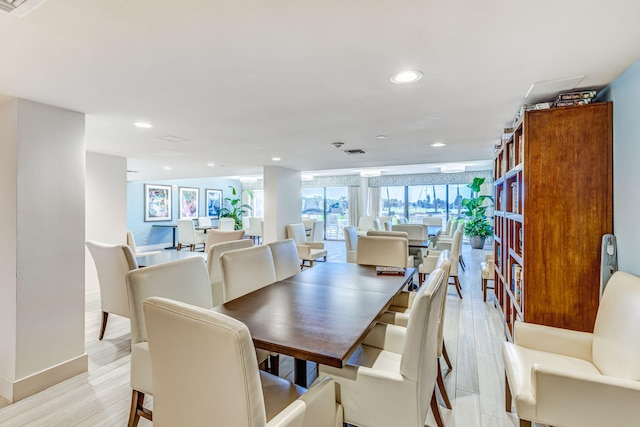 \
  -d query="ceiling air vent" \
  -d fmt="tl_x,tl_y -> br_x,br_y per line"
344,149 -> 366,155
0,0 -> 47,16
